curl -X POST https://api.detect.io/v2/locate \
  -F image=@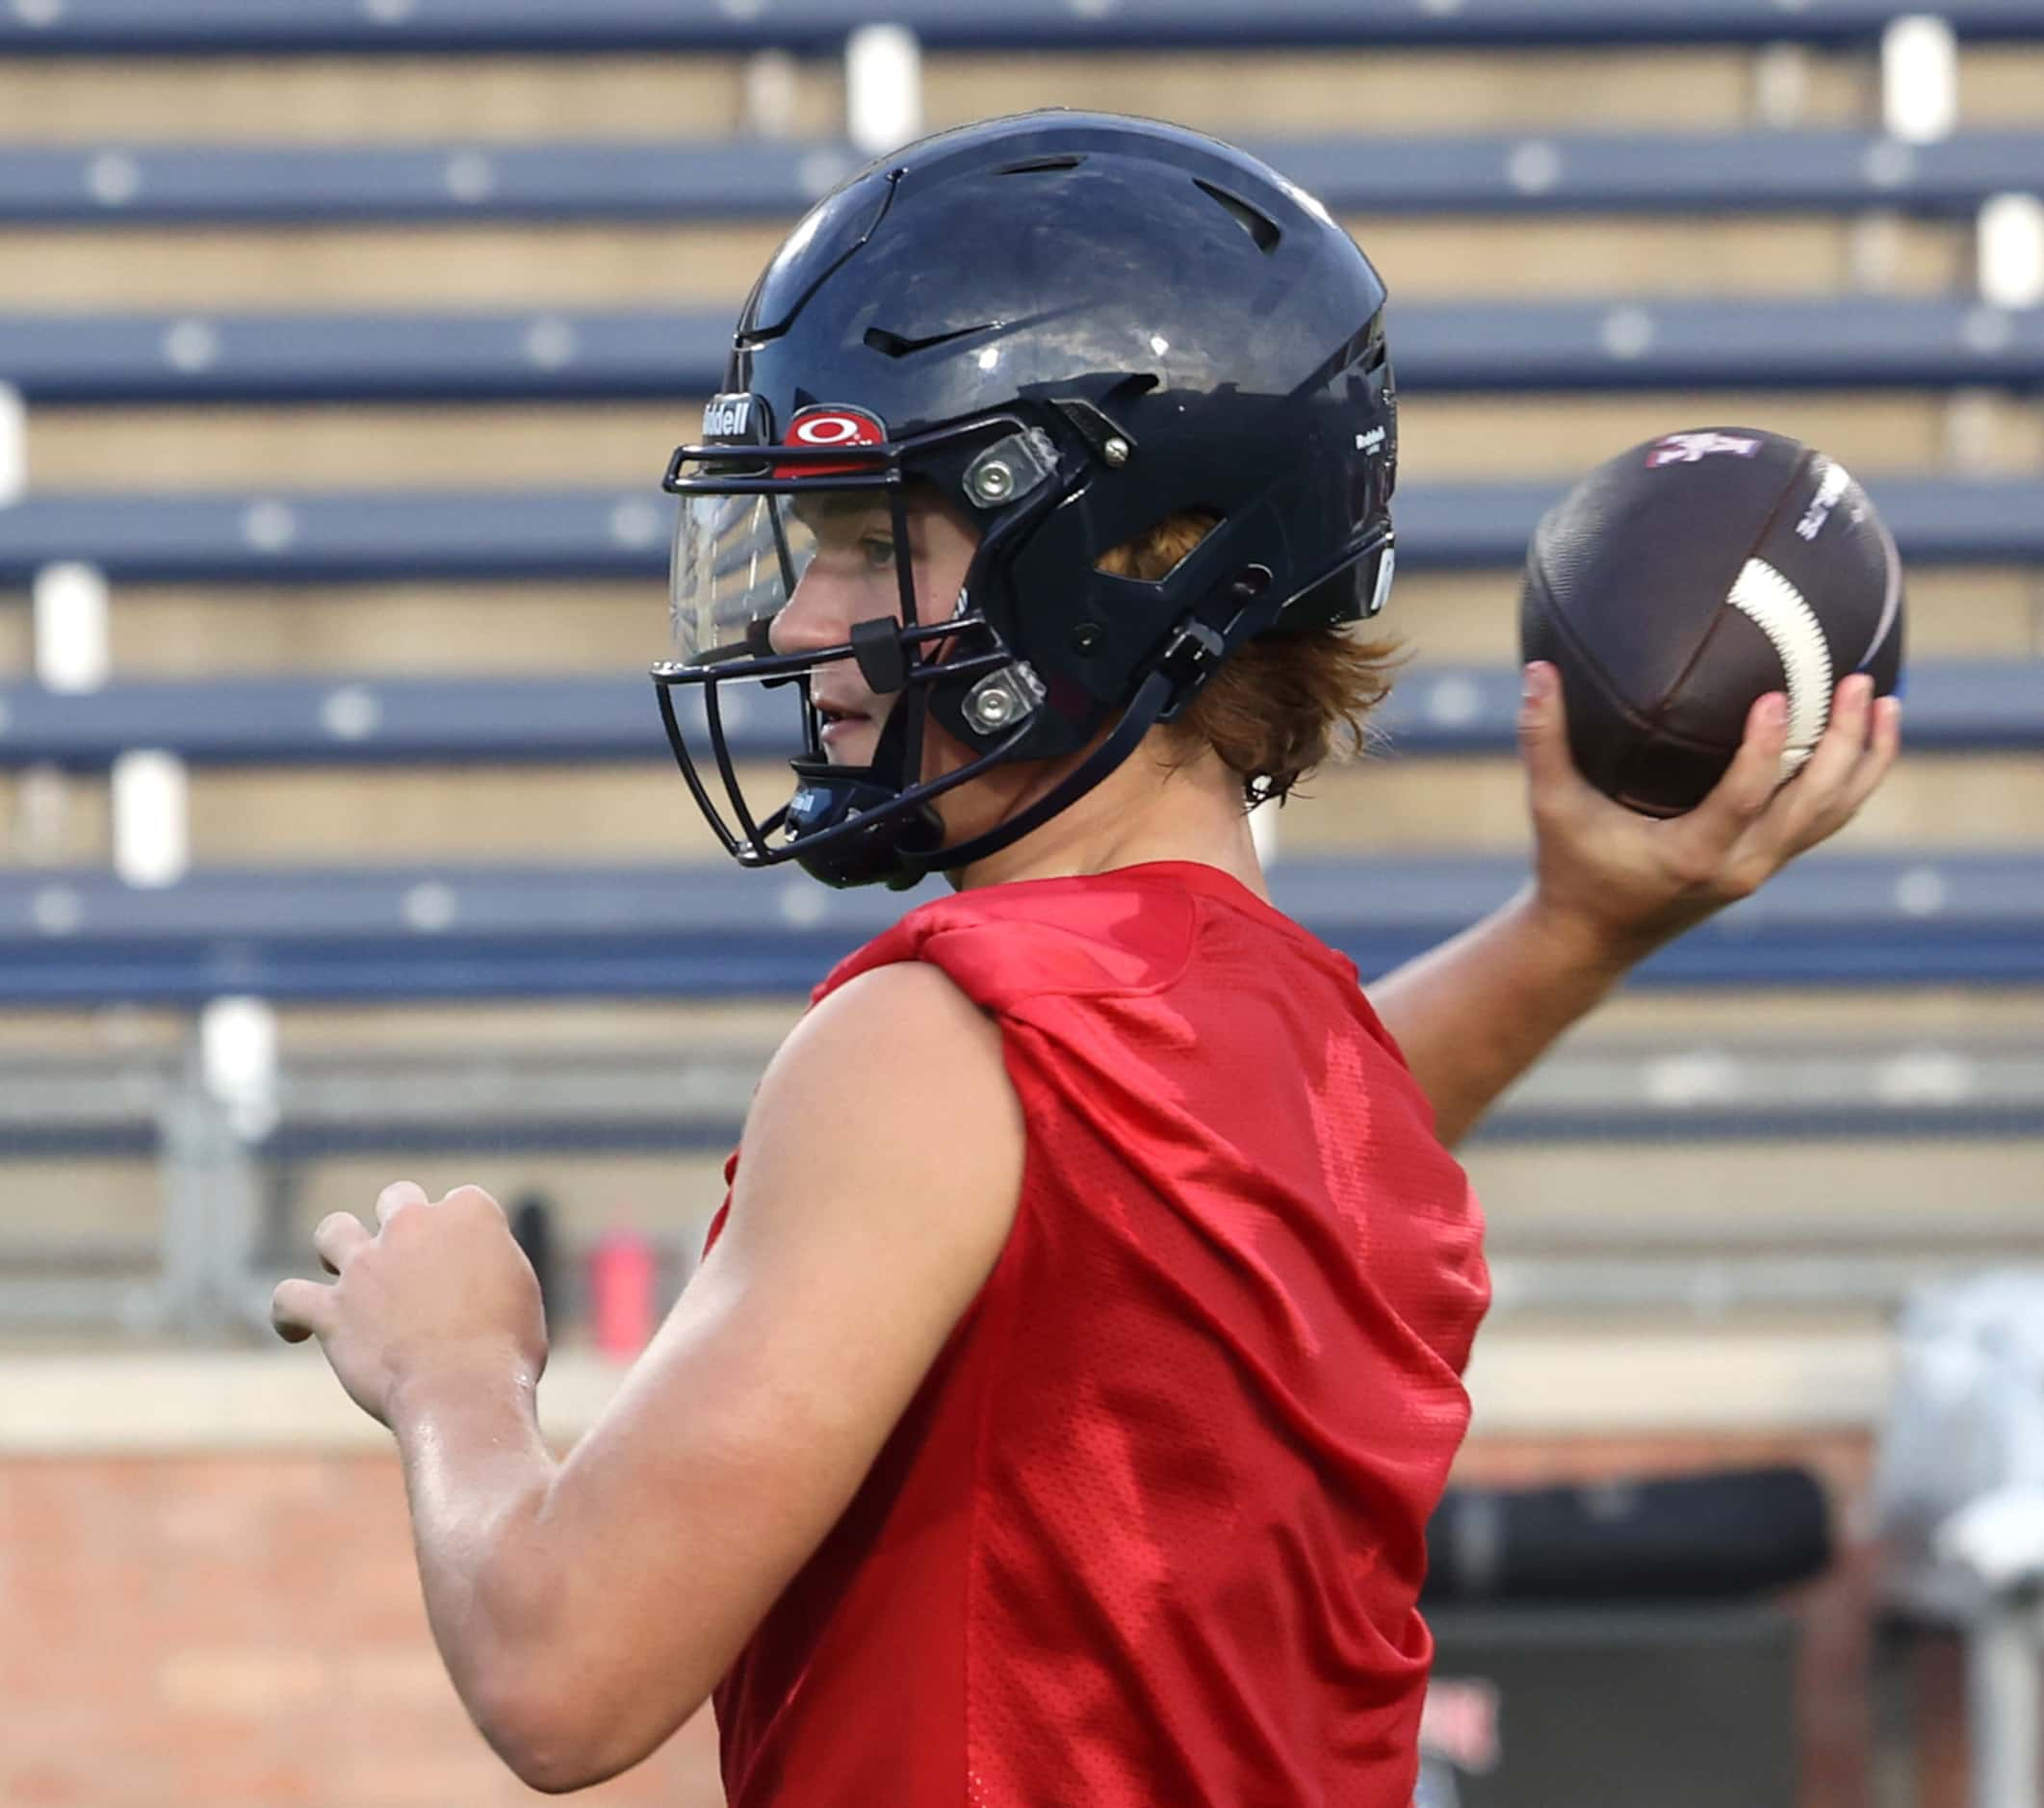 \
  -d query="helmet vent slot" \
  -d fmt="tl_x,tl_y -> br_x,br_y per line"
997,154 -> 1086,175
862,322 -> 994,359
1192,179 -> 1281,254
